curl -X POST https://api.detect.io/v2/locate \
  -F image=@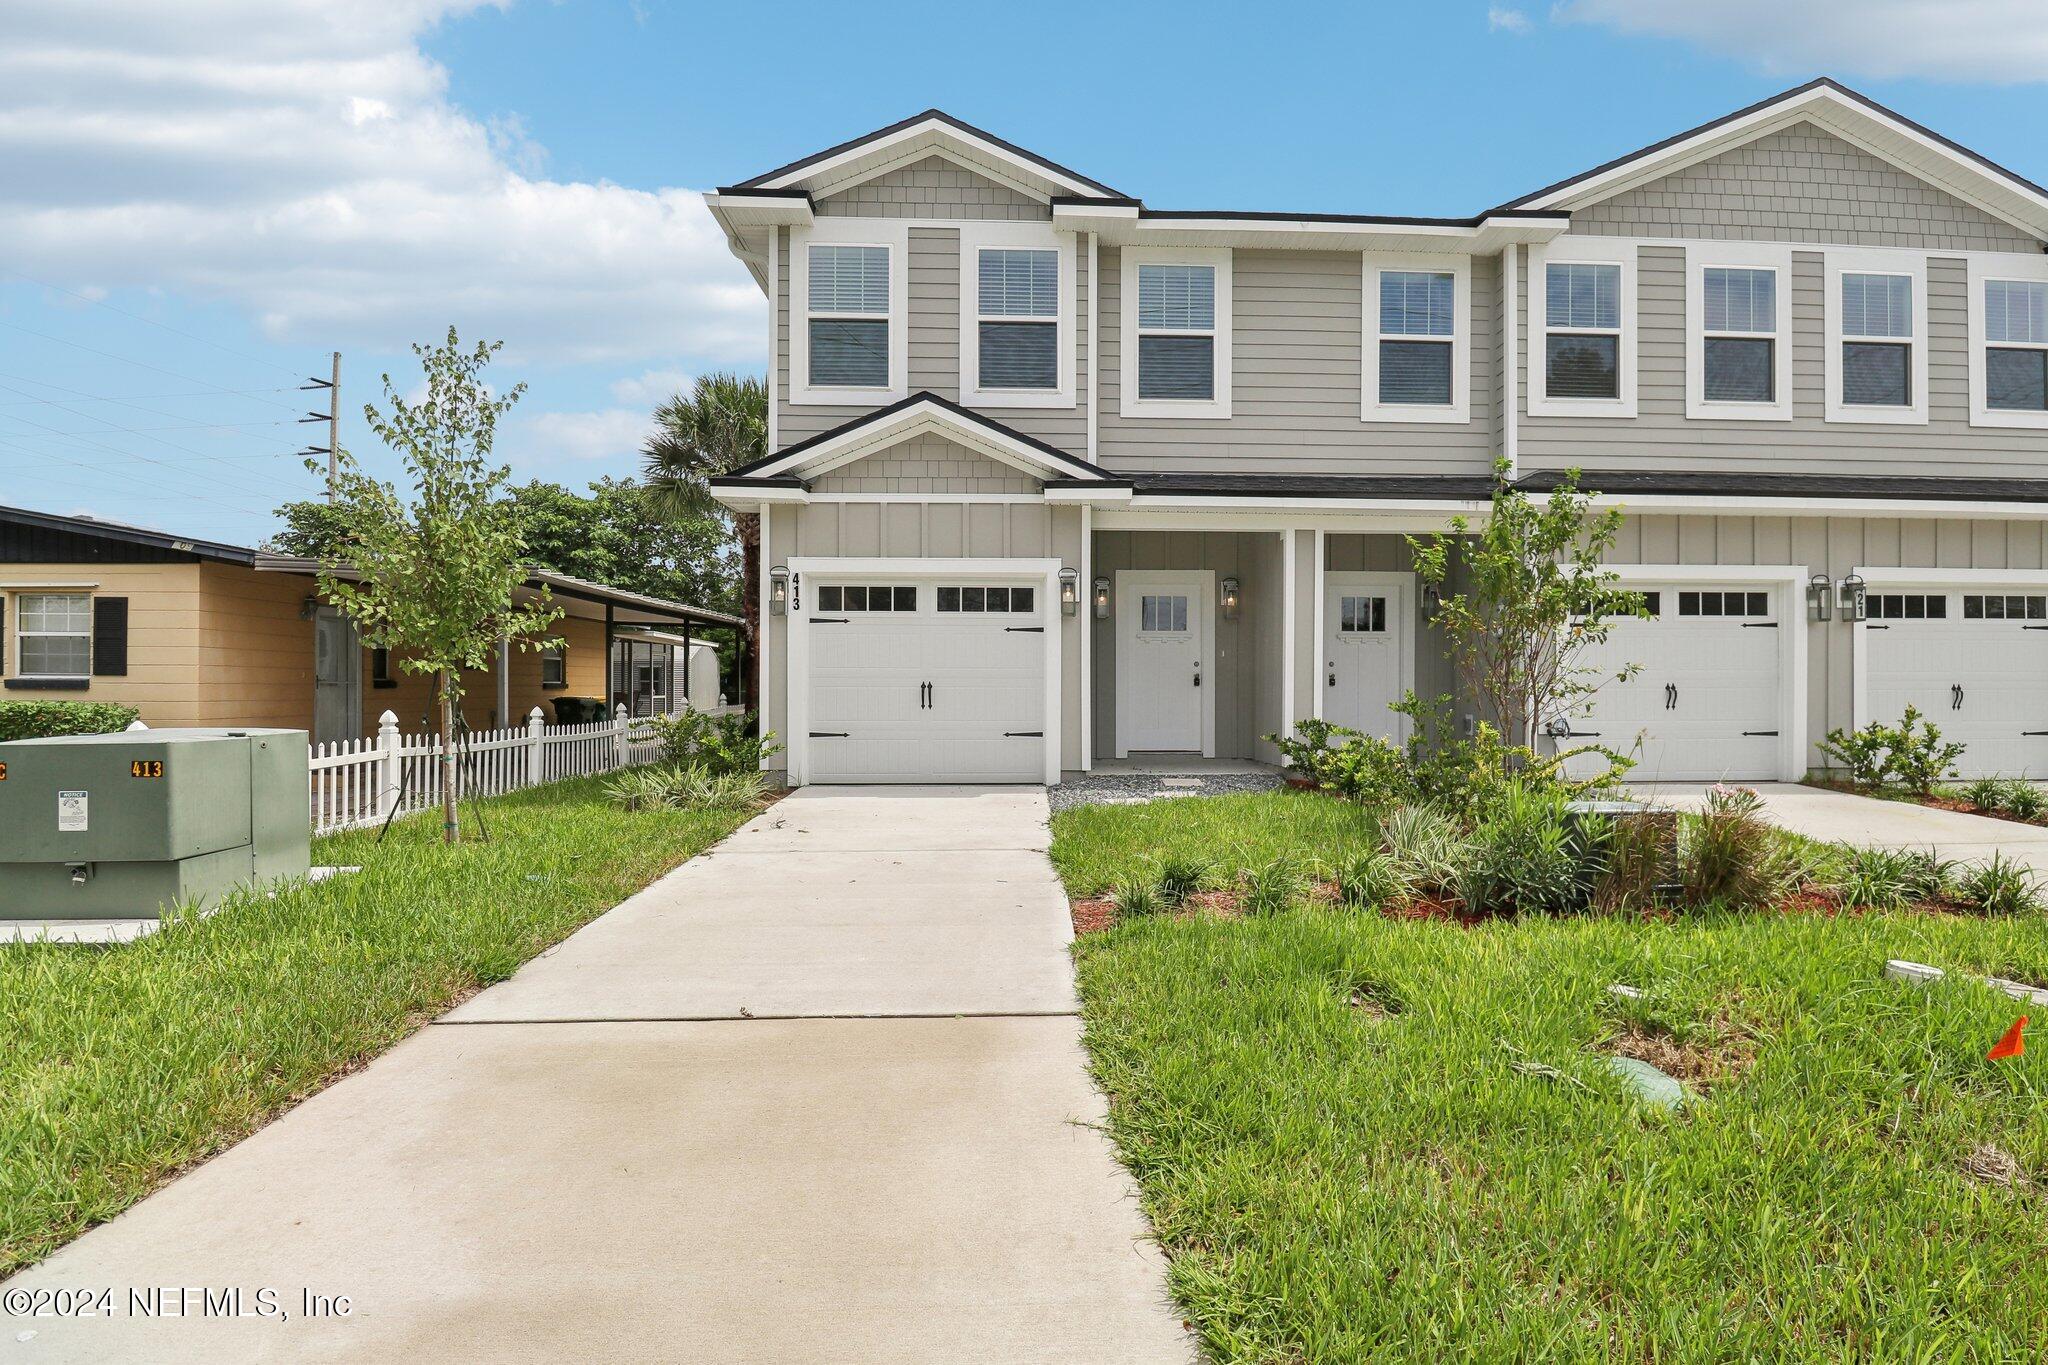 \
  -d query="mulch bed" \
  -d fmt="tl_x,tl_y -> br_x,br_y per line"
1806,777 -> 2048,829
